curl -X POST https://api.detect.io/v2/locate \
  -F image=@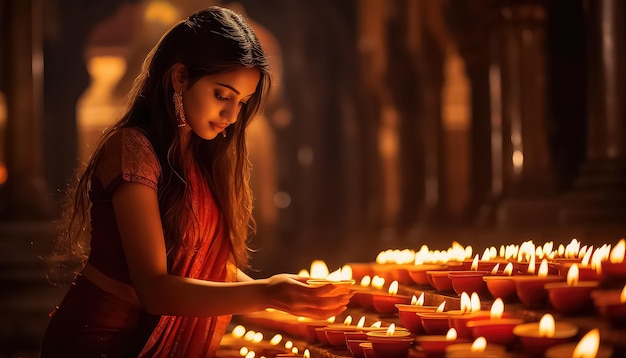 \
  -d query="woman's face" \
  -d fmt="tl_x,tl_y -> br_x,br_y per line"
181,68 -> 260,140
